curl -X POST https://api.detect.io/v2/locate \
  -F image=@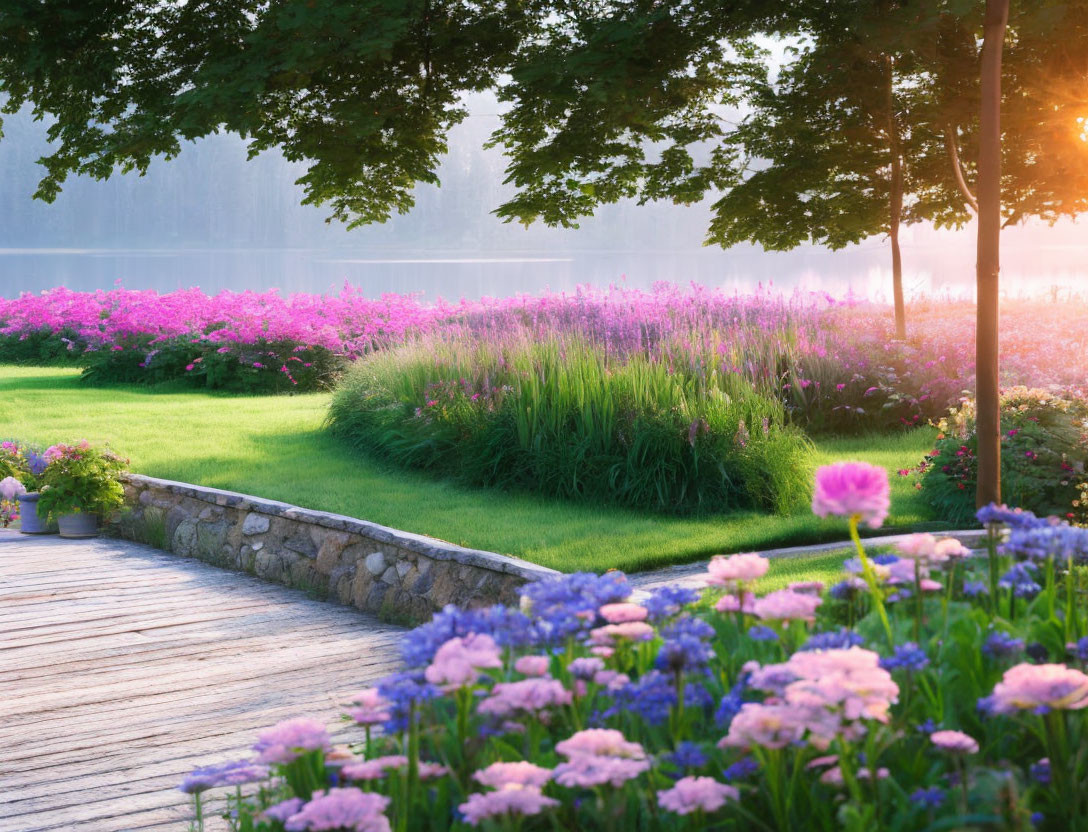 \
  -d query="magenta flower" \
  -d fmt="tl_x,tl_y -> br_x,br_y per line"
812,461 -> 891,528
657,776 -> 738,815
